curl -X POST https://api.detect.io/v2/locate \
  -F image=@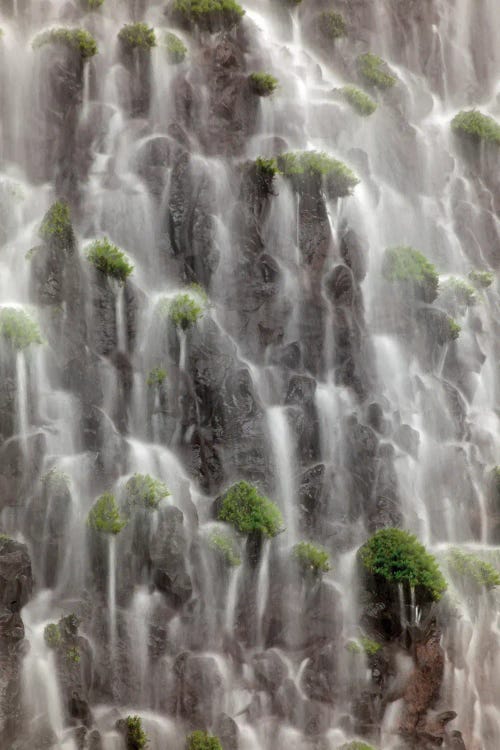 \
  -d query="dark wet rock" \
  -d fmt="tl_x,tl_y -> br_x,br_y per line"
394,424 -> 420,458
344,416 -> 379,520
253,649 -> 287,691
172,651 -> 224,727
0,537 -> 33,614
301,582 -> 342,650
117,45 -> 153,118
340,226 -> 367,281
367,402 -> 390,435
298,464 -> 327,534
151,506 -> 192,607
269,342 -> 302,370
214,713 -> 239,750
325,264 -> 355,308
0,432 -> 46,511
301,641 -> 337,703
